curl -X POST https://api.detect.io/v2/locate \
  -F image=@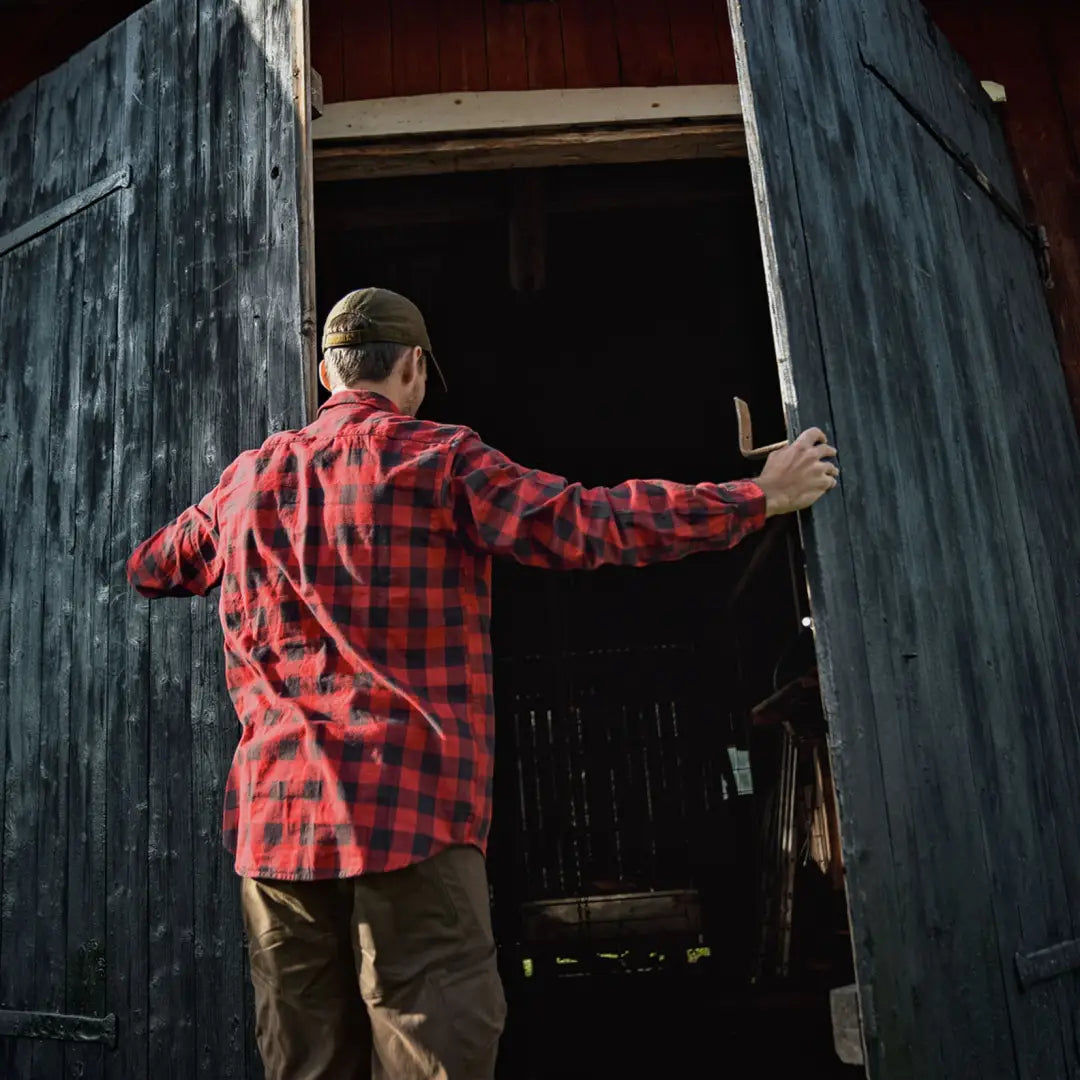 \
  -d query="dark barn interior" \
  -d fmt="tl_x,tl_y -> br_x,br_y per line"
316,157 -> 859,1077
